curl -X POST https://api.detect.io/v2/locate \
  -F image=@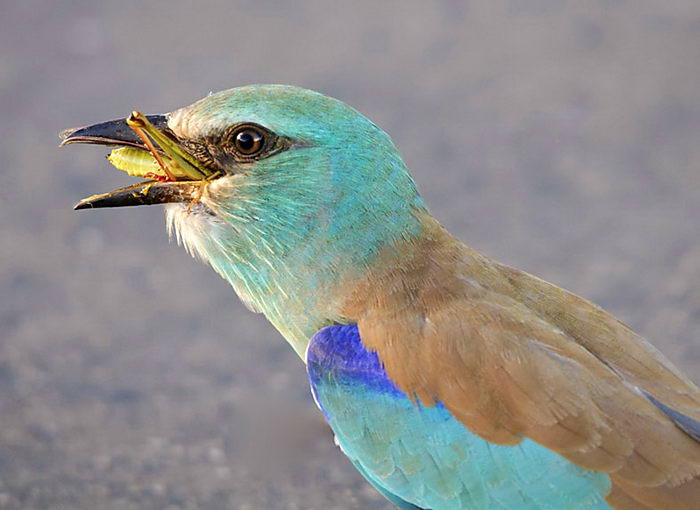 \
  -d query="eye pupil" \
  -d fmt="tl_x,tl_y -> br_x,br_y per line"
237,132 -> 254,149
235,128 -> 264,155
